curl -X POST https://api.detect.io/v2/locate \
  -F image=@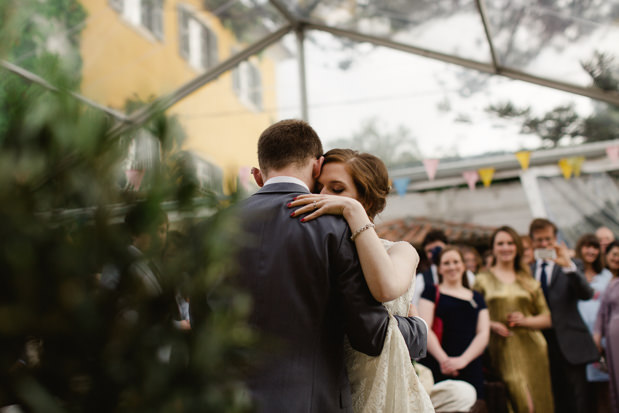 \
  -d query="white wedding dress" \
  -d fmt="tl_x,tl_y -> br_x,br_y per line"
344,239 -> 435,413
